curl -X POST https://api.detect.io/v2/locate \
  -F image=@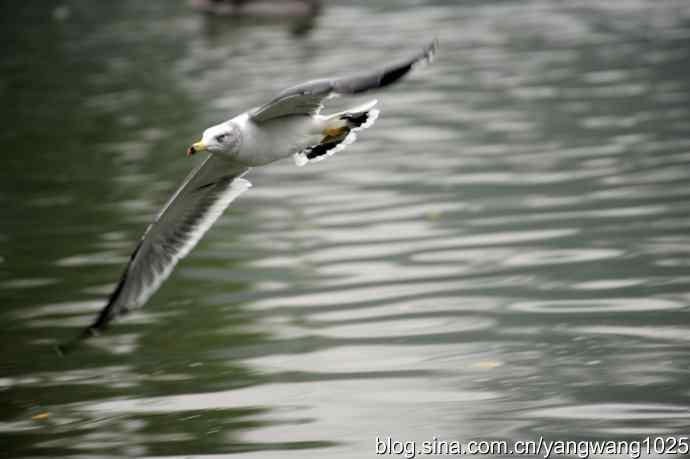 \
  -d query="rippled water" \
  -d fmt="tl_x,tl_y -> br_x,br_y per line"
2,0 -> 690,457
